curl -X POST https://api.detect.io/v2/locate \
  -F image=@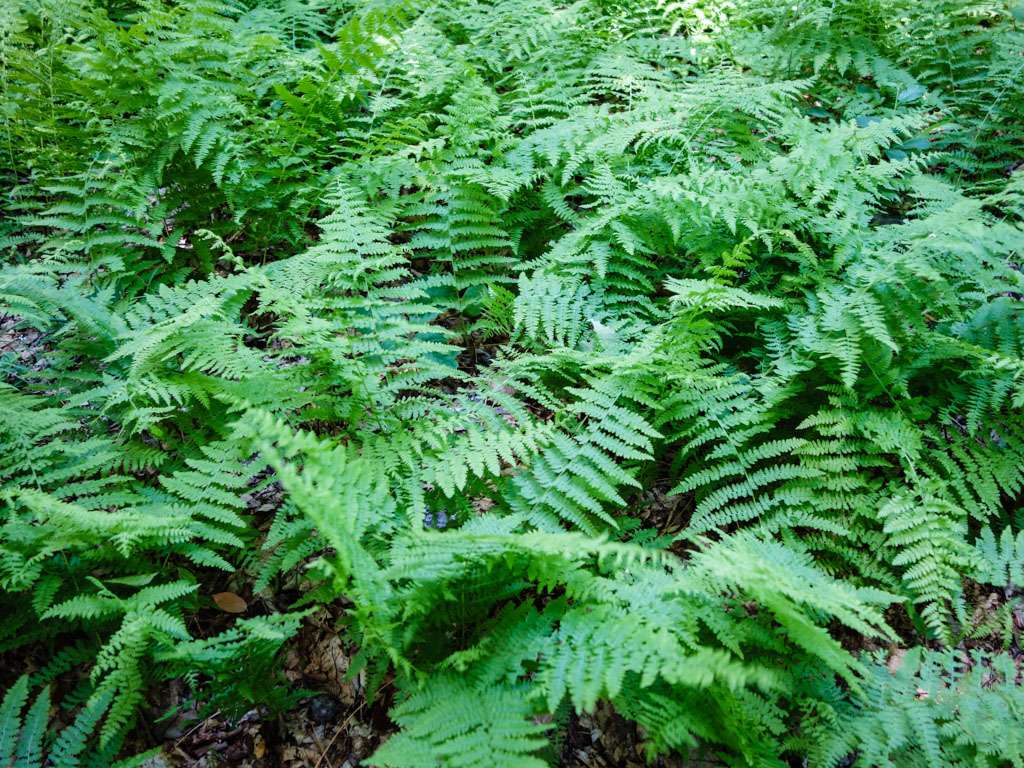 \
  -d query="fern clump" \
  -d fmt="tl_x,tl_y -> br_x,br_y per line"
2,0 -> 1023,765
